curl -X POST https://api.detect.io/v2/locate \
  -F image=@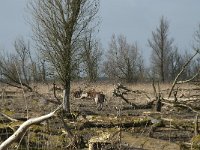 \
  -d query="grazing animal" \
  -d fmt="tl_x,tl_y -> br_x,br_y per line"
80,92 -> 88,99
73,88 -> 83,98
86,89 -> 106,110
87,89 -> 104,97
87,89 -> 97,99
94,93 -> 106,111
75,88 -> 106,110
